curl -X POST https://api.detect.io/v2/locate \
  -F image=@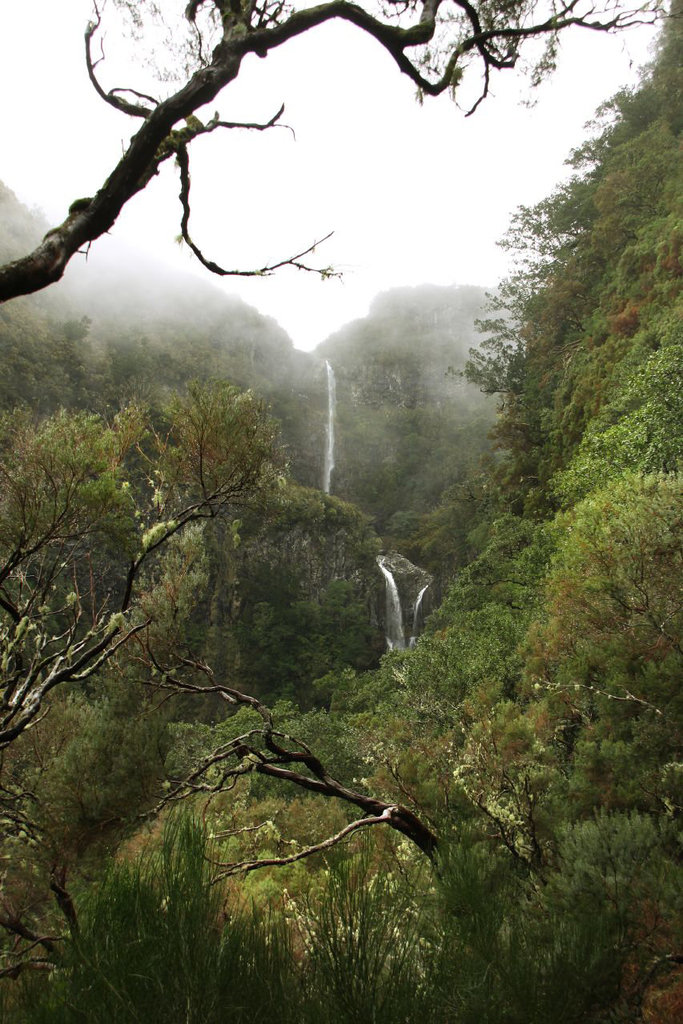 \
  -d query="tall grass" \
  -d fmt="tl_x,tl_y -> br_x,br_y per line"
296,847 -> 431,1024
17,820 -> 296,1024
10,819 -> 655,1023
